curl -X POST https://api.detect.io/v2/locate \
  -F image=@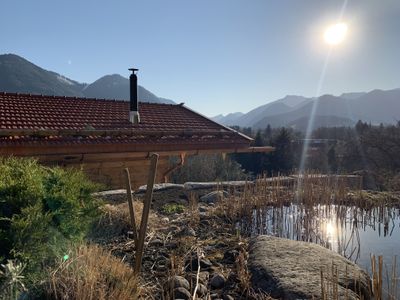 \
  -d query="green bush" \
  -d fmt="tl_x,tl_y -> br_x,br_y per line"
170,154 -> 247,183
0,157 -> 100,286
161,203 -> 185,214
